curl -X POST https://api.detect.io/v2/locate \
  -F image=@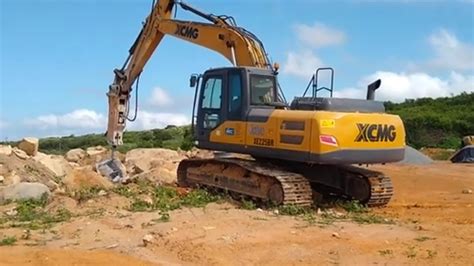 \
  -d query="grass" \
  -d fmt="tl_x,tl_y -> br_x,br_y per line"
240,199 -> 257,210
129,199 -> 153,212
278,204 -> 311,216
72,187 -> 103,203
128,186 -> 220,213
0,236 -> 17,246
271,199 -> 393,226
339,200 -> 367,213
156,212 -> 170,222
112,185 -> 137,198
1,194 -> 72,230
351,213 -> 392,224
